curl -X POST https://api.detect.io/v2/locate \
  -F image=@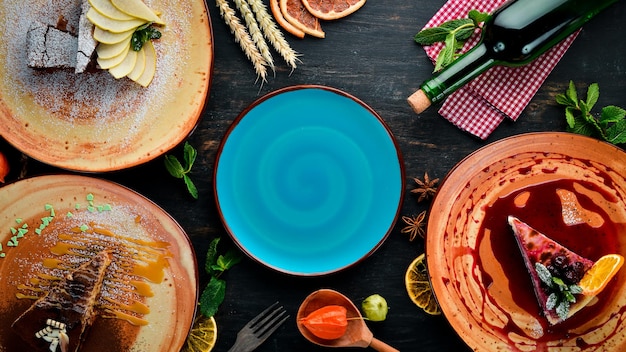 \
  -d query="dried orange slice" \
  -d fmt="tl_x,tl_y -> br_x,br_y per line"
181,315 -> 217,352
270,0 -> 305,39
280,0 -> 325,39
580,254 -> 624,296
302,0 -> 366,21
405,253 -> 441,315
